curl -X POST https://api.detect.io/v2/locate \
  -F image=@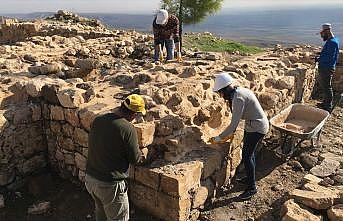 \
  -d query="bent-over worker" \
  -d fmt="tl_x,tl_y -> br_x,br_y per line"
210,72 -> 269,200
